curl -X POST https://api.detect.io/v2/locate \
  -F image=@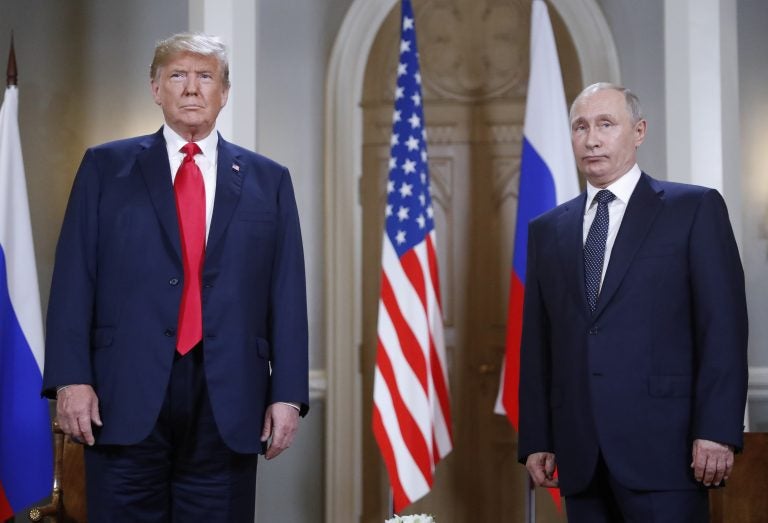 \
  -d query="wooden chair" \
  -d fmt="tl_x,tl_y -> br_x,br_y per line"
28,419 -> 87,522
709,432 -> 768,523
